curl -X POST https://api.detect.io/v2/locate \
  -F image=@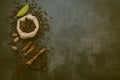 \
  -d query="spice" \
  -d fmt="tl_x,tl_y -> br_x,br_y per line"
22,41 -> 33,52
20,18 -> 36,33
14,37 -> 20,43
32,0 -> 35,2
44,11 -> 48,16
16,4 -> 29,17
24,44 -> 36,56
50,17 -> 53,19
25,48 -> 46,66
12,46 -> 18,51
